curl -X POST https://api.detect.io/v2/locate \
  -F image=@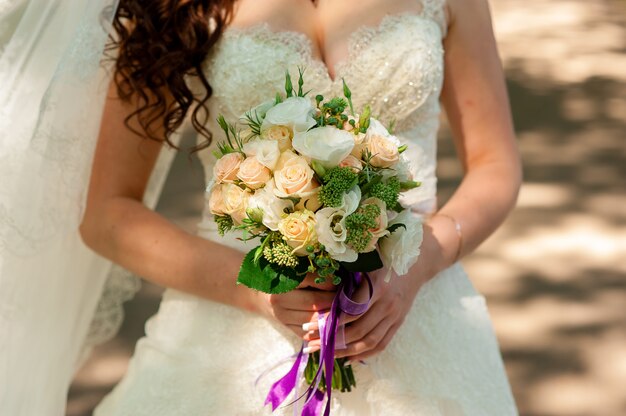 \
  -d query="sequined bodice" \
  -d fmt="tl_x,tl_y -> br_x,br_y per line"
198,2 -> 448,213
